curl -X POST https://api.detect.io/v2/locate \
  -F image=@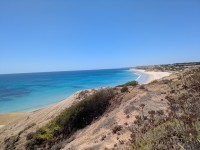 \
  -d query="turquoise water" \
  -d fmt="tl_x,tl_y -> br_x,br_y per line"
0,68 -> 139,114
